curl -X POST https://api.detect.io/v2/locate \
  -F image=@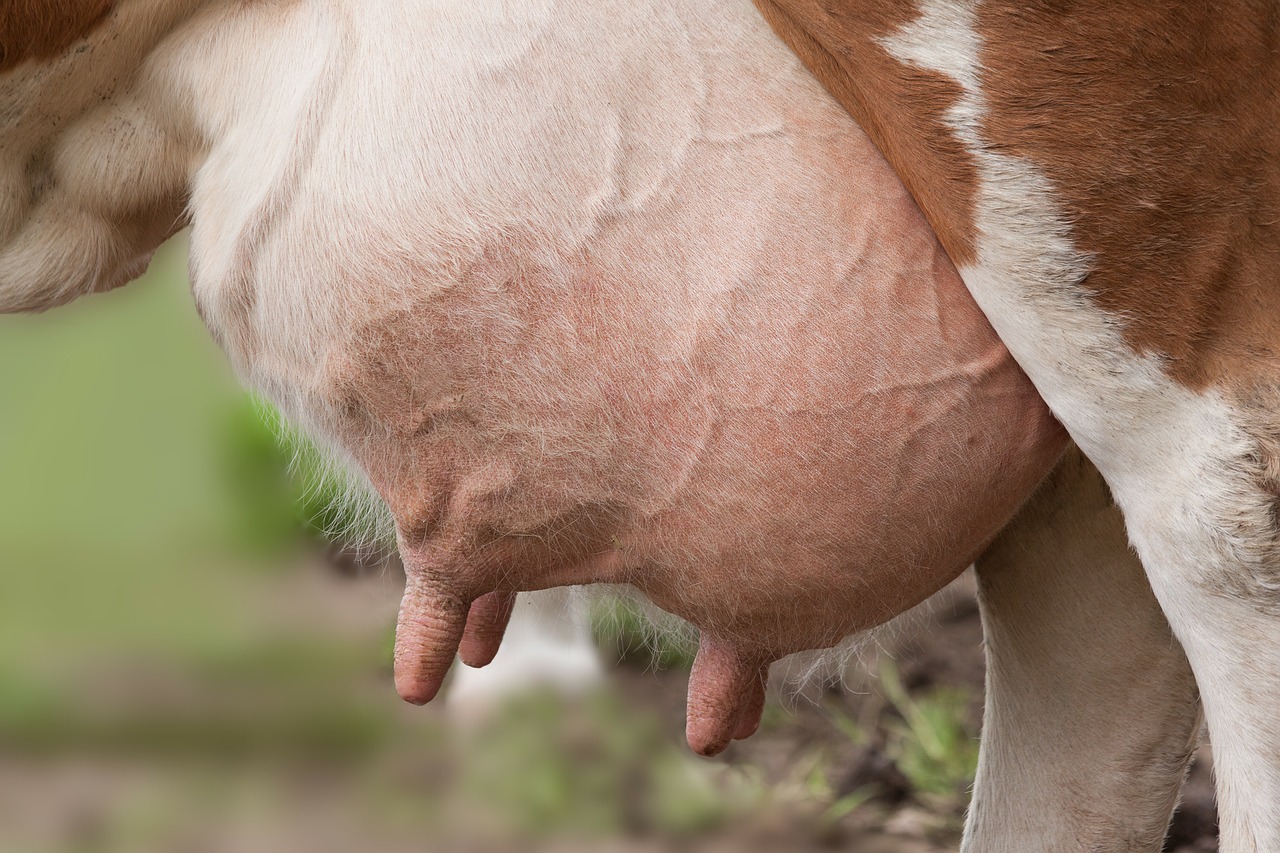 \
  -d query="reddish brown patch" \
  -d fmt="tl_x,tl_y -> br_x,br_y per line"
973,2 -> 1280,391
762,0 -> 1280,394
0,0 -> 115,73
753,0 -> 980,266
